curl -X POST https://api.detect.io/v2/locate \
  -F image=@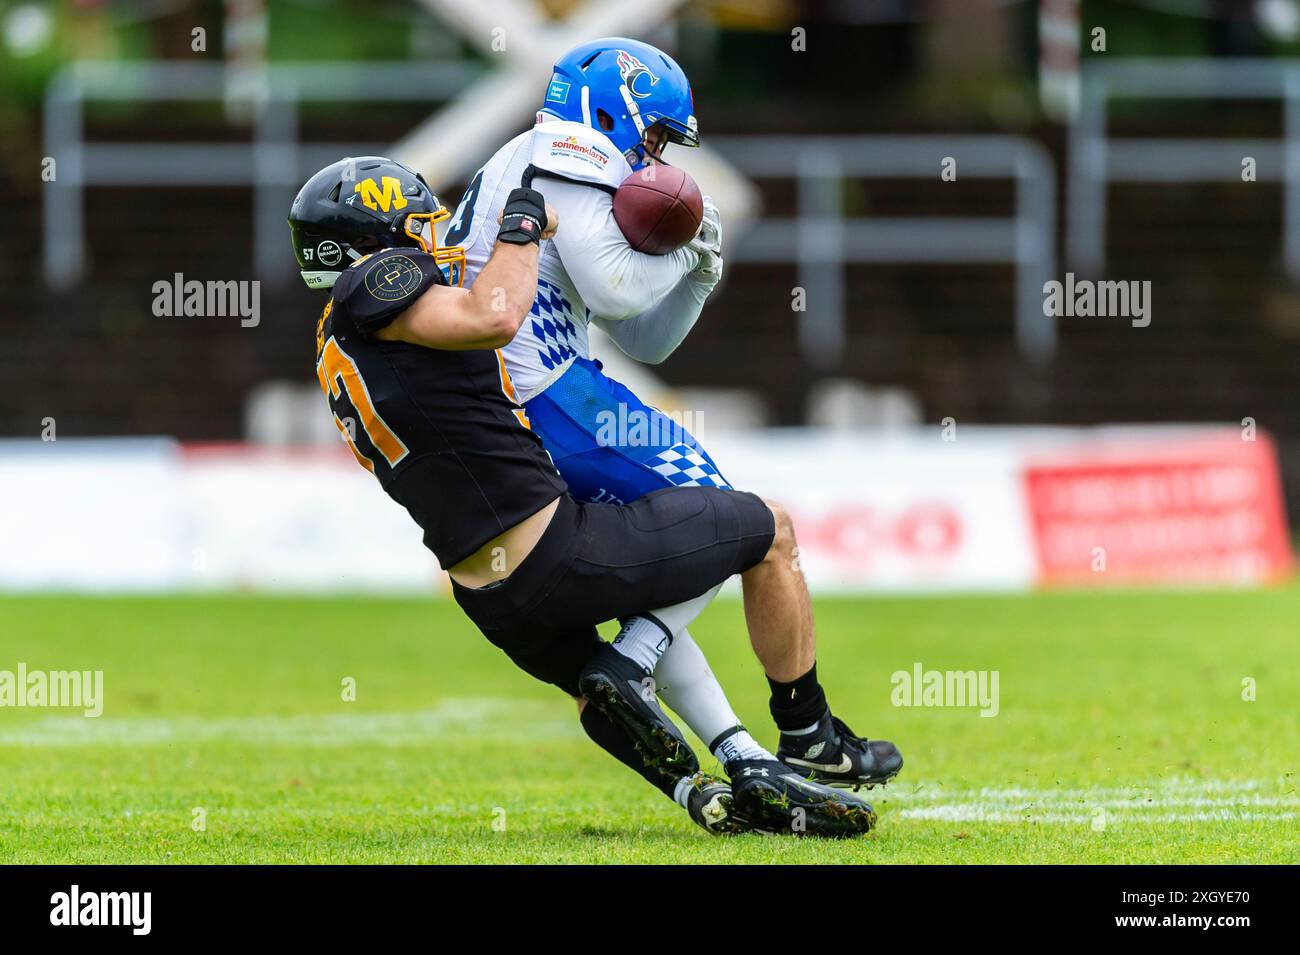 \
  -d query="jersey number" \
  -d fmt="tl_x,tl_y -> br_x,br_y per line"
495,350 -> 532,429
317,336 -> 410,473
444,168 -> 484,247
